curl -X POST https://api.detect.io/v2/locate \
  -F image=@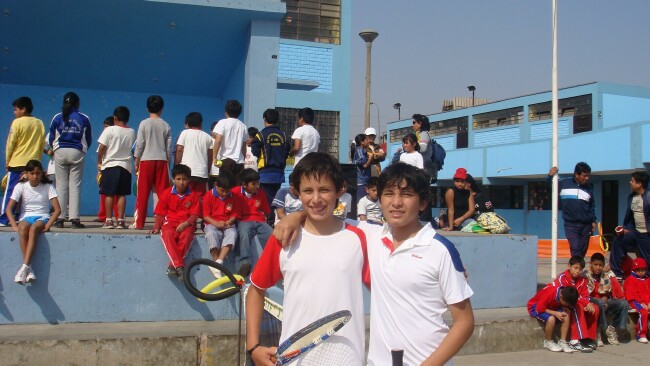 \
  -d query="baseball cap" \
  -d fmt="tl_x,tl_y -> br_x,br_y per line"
453,168 -> 468,180
364,127 -> 377,136
632,258 -> 647,271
